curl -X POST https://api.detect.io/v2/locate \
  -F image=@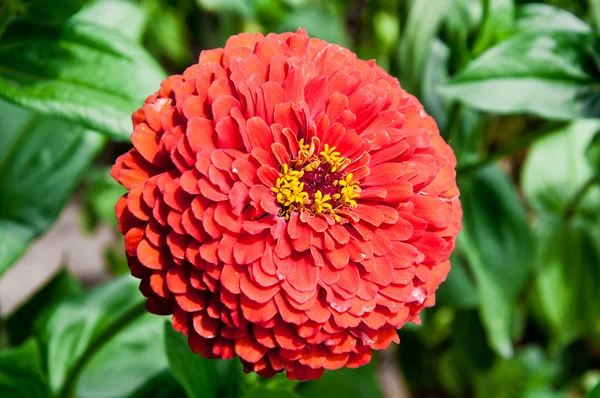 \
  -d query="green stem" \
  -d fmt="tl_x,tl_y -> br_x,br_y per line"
564,175 -> 598,220
457,121 -> 566,175
56,300 -> 147,398
0,1 -> 16,40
